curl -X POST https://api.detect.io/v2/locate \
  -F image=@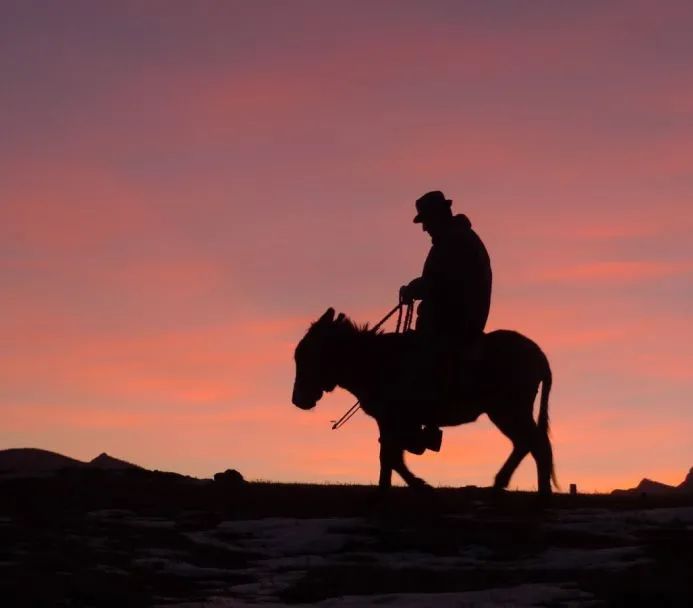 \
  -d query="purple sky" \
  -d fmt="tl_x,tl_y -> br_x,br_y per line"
1,1 -> 692,490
